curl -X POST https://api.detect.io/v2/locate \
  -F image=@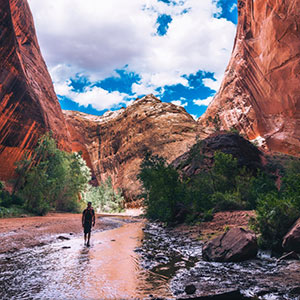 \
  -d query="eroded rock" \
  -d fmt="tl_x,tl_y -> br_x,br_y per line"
64,94 -> 197,201
202,227 -> 258,262
282,218 -> 300,253
199,0 -> 300,156
0,0 -> 70,181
